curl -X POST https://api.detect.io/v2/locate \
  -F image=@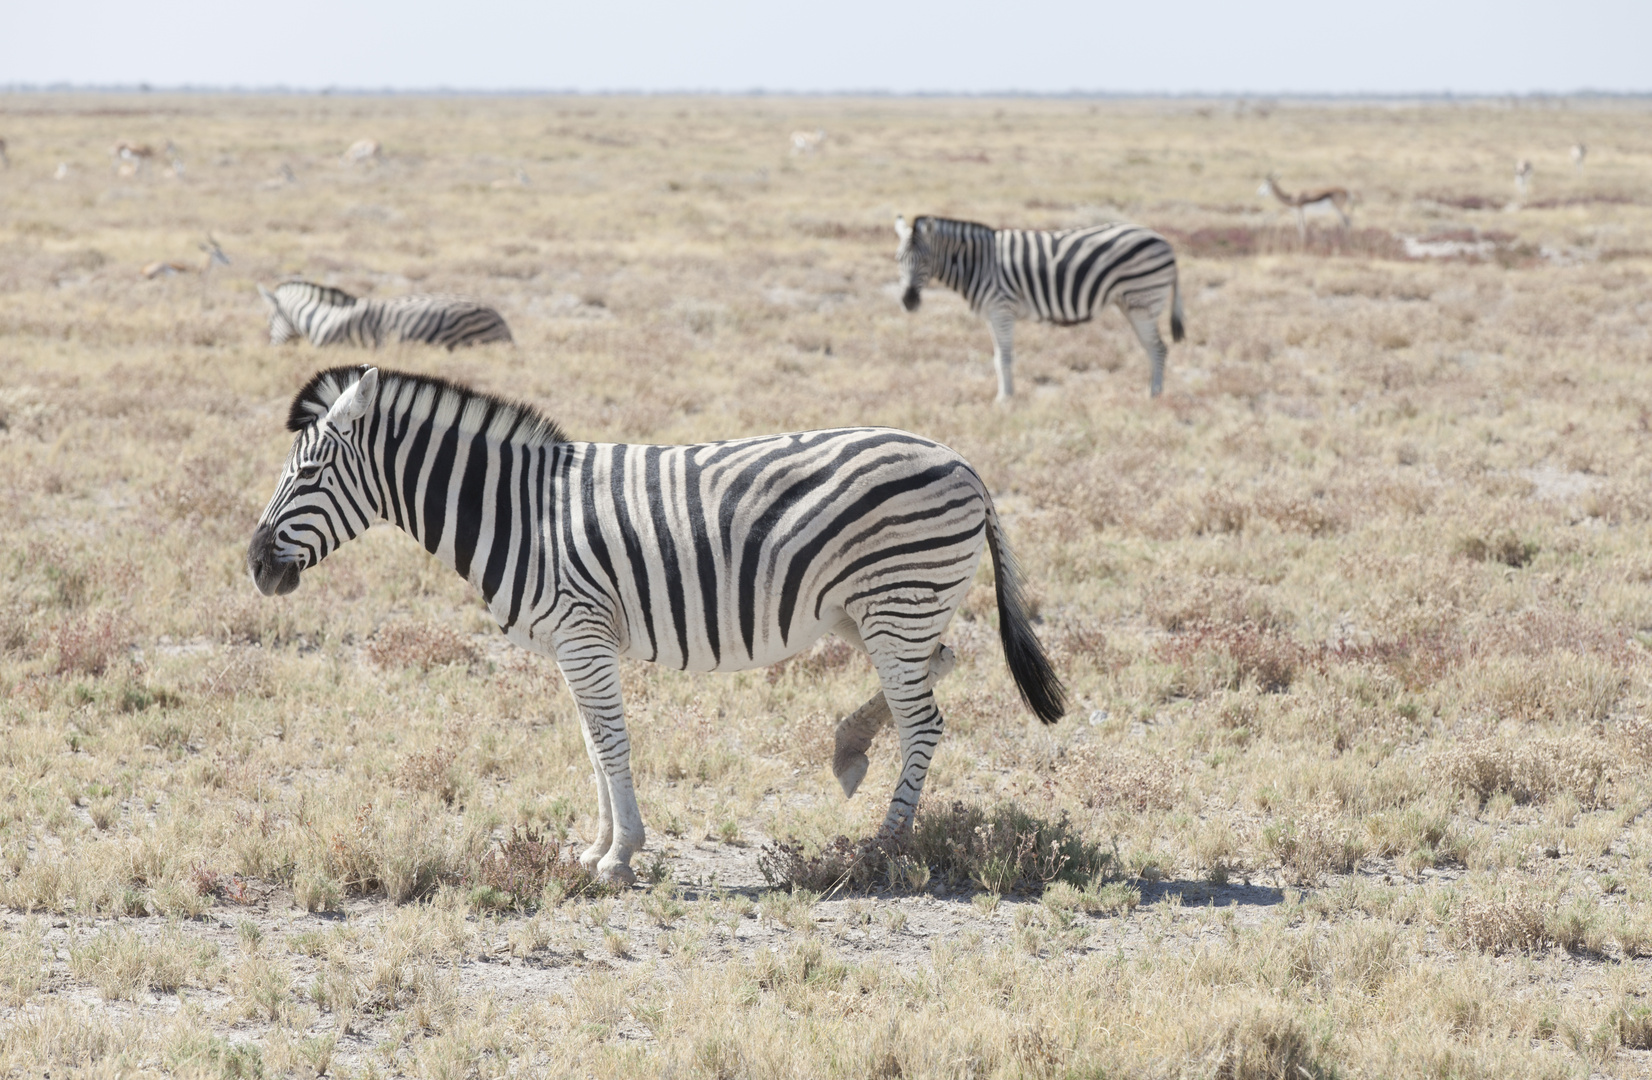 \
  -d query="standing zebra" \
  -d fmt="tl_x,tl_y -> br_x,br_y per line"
895,215 -> 1184,400
257,281 -> 513,351
248,366 -> 1066,884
